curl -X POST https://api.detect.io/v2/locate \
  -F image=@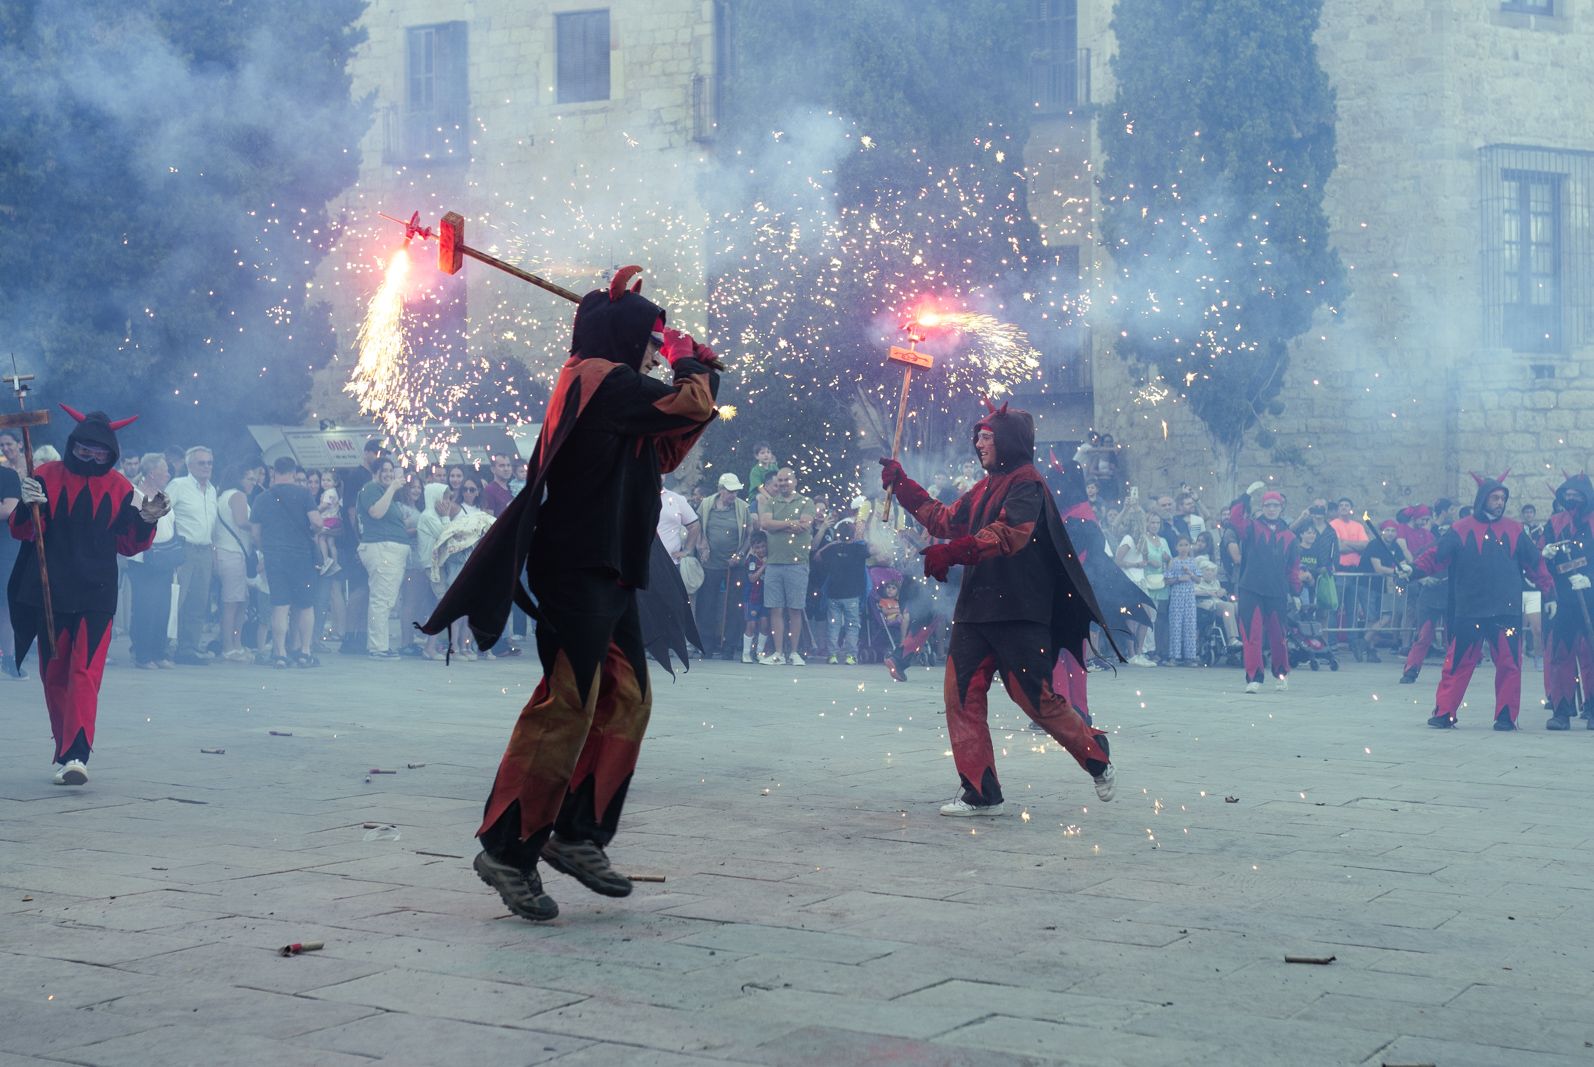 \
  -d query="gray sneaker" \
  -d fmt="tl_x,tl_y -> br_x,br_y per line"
542,835 -> 633,898
473,851 -> 559,921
